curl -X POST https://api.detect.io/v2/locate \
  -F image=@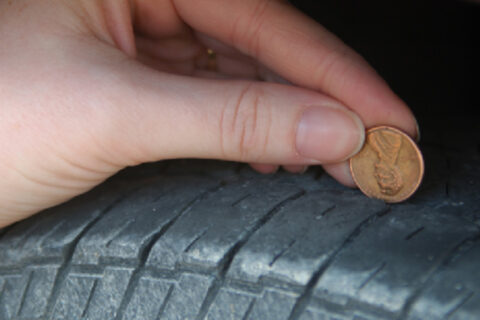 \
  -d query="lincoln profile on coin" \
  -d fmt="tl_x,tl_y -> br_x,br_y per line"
369,130 -> 404,195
